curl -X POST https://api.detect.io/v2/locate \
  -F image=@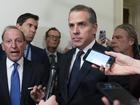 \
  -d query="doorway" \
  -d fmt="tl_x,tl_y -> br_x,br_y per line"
123,0 -> 140,43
